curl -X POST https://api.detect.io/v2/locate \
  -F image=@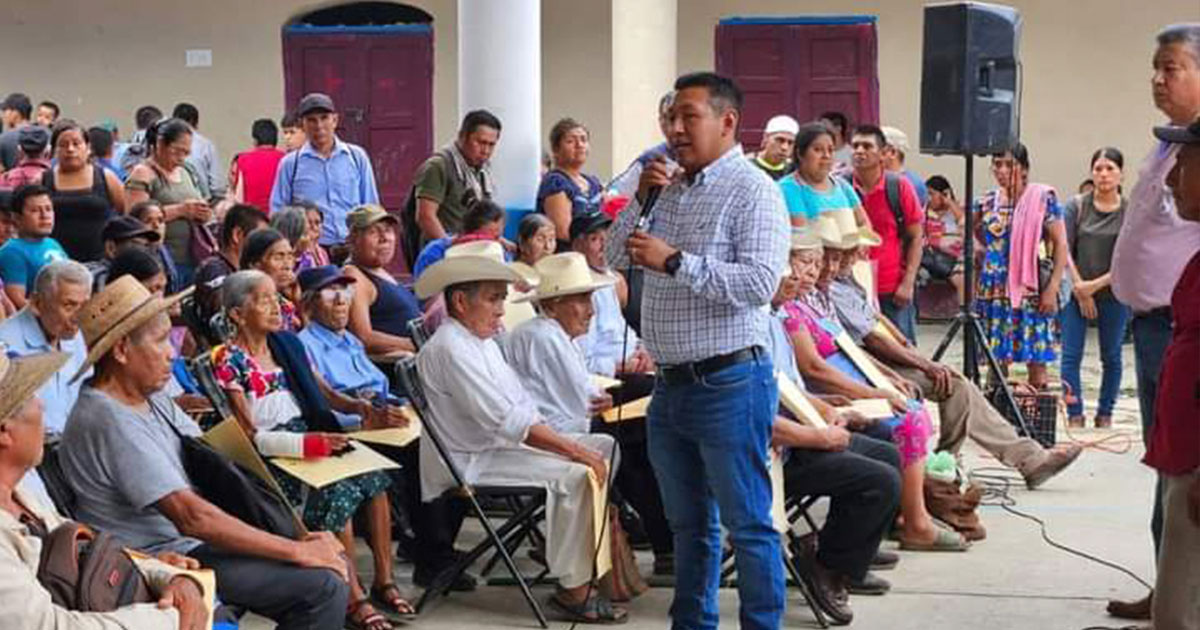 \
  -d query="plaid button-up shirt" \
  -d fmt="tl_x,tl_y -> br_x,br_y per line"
607,145 -> 789,365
